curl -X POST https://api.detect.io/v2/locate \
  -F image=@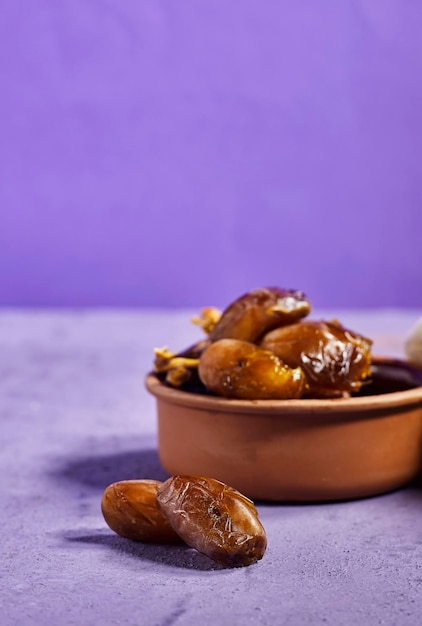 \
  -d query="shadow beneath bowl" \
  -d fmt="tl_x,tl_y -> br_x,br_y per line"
63,530 -> 229,572
50,442 -> 168,493
253,482 -> 420,507
49,433 -> 422,508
